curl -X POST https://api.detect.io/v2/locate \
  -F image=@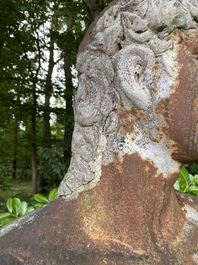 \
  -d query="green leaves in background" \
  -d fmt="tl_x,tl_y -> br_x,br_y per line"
0,188 -> 58,228
0,197 -> 34,227
174,165 -> 198,196
34,188 -> 58,208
